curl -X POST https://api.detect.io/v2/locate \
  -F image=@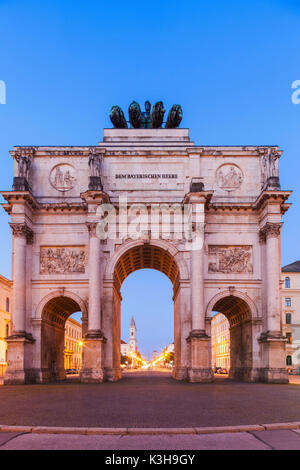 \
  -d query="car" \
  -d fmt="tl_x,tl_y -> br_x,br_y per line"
65,369 -> 73,375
